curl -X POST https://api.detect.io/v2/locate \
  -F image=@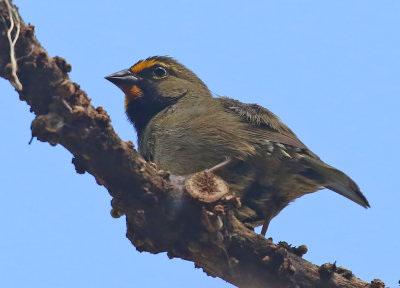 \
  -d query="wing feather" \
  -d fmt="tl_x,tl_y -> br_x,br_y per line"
219,97 -> 308,149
